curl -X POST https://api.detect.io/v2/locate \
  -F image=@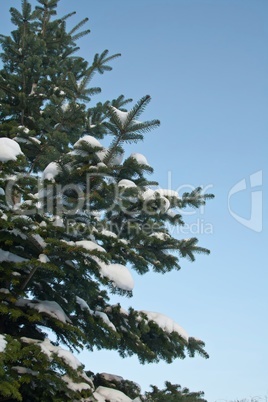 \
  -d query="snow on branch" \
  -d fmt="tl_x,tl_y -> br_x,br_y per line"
16,299 -> 71,324
20,337 -> 84,371
140,311 -> 189,341
99,263 -> 134,292
93,386 -> 133,402
130,152 -> 150,166
73,240 -> 135,291
0,334 -> 7,353
62,375 -> 92,393
74,134 -> 103,149
0,138 -> 23,162
0,249 -> 27,263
